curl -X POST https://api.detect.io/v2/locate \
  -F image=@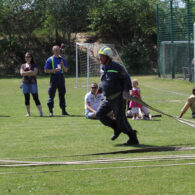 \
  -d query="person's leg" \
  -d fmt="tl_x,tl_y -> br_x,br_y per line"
86,112 -> 96,119
32,93 -> 43,116
96,100 -> 120,140
58,75 -> 69,115
110,95 -> 139,145
47,76 -> 57,116
24,93 -> 30,116
141,106 -> 152,120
